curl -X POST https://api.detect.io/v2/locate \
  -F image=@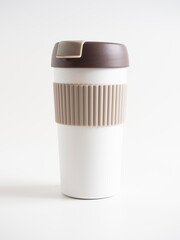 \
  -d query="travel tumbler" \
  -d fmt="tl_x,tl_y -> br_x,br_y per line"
51,41 -> 129,199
